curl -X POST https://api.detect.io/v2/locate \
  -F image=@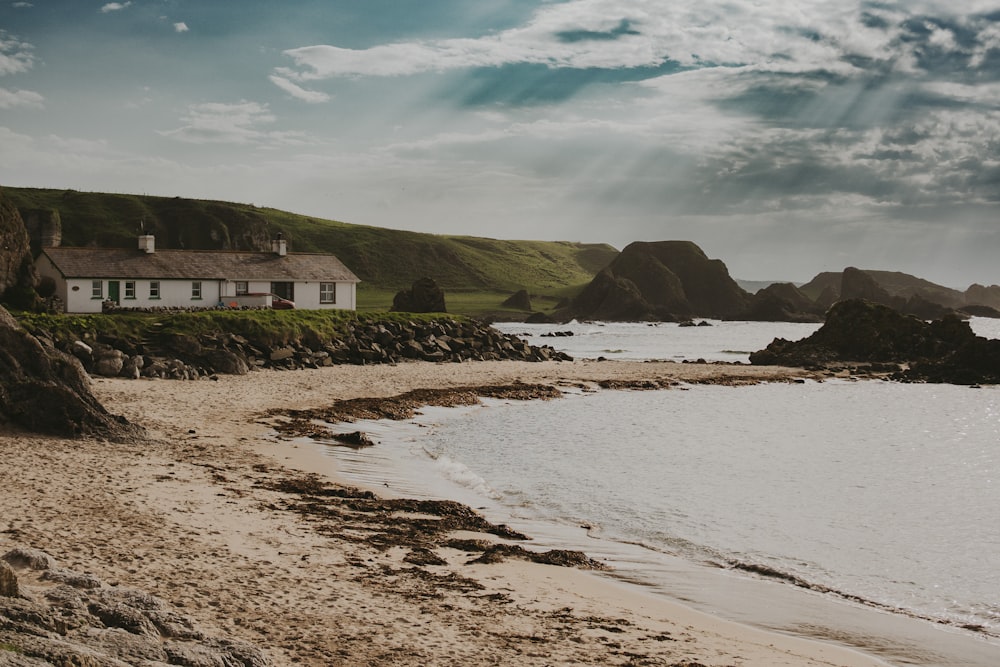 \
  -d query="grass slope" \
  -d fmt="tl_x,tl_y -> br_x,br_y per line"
6,187 -> 618,316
